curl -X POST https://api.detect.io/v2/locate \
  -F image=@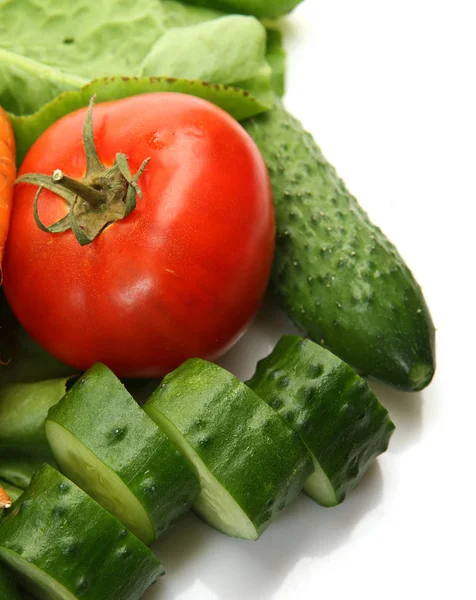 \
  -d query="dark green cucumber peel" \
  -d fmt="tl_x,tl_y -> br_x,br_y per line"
46,363 -> 200,545
0,465 -> 163,600
144,359 -> 313,540
247,336 -> 395,506
0,564 -> 21,599
243,101 -> 436,391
